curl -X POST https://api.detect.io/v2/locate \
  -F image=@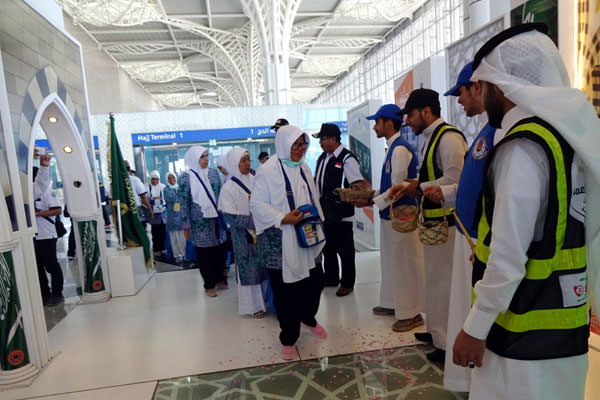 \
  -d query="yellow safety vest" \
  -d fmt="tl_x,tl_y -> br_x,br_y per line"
473,117 -> 588,360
